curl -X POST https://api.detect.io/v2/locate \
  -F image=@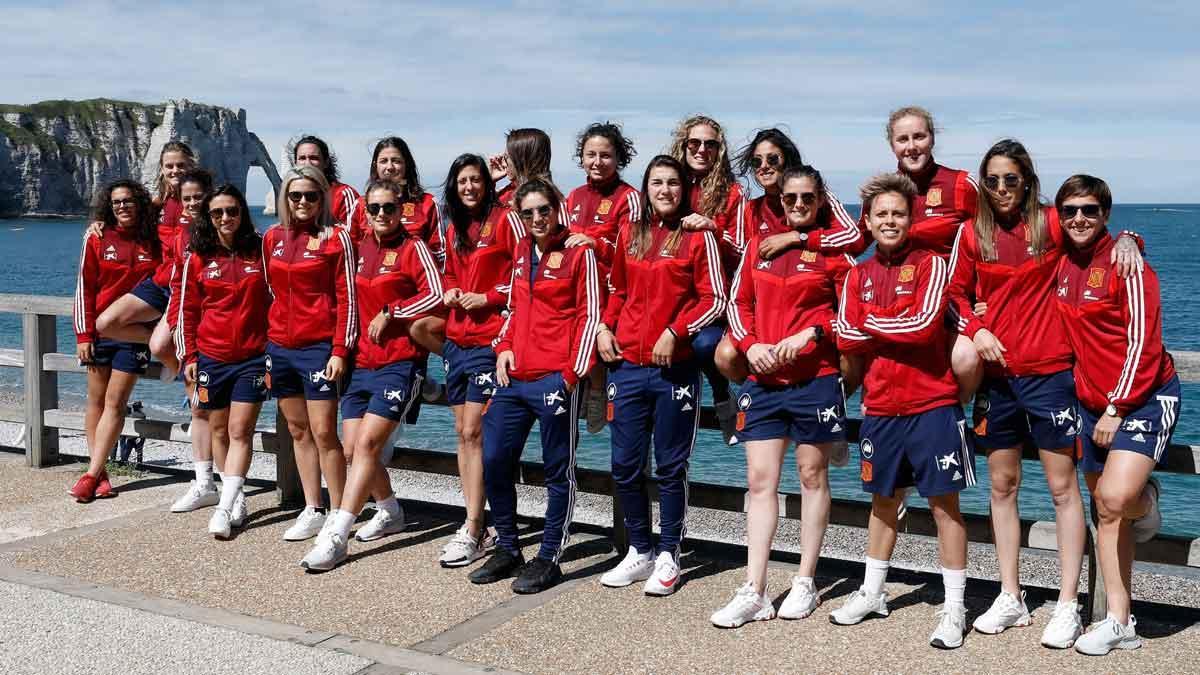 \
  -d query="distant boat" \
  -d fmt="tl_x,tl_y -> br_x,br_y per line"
9,227 -> 24,231
263,187 -> 276,215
